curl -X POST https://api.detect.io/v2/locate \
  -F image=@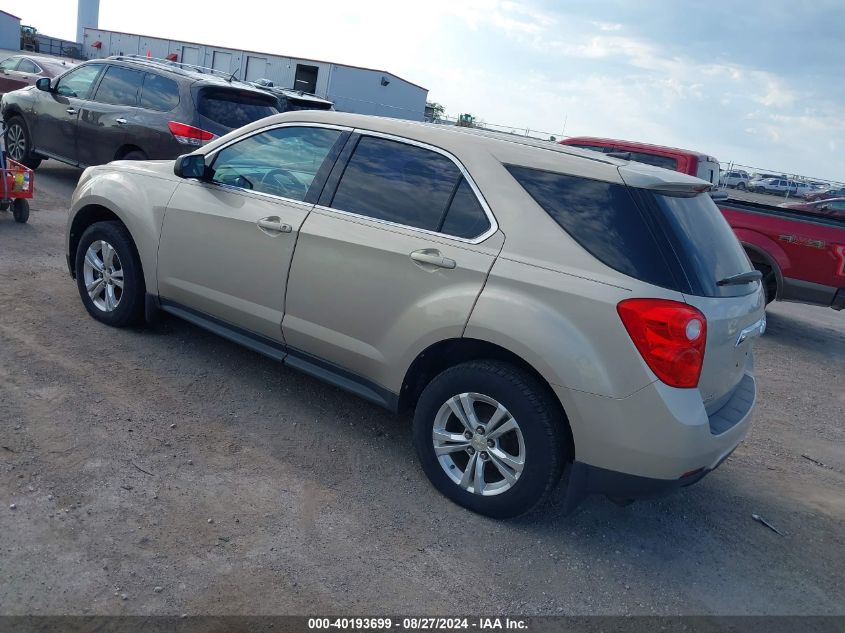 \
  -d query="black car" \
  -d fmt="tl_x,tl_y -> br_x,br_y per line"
1,56 -> 280,169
